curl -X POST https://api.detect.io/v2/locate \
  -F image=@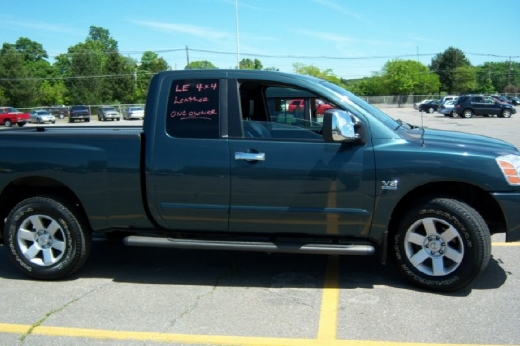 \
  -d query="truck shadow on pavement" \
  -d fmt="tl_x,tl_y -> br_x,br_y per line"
0,240 -> 508,295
